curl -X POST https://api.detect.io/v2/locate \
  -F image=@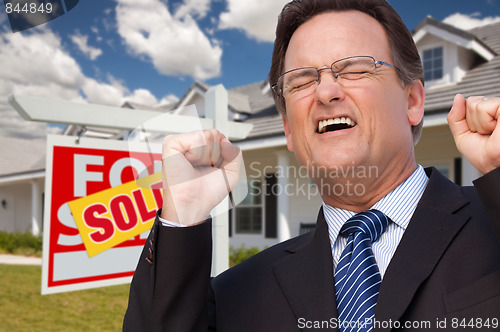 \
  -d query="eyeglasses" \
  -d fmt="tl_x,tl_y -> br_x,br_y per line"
271,55 -> 400,99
